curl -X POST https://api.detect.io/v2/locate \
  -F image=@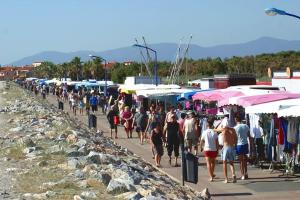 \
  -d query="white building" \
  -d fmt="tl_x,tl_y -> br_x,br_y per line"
270,67 -> 300,93
32,62 -> 43,67
124,76 -> 161,85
